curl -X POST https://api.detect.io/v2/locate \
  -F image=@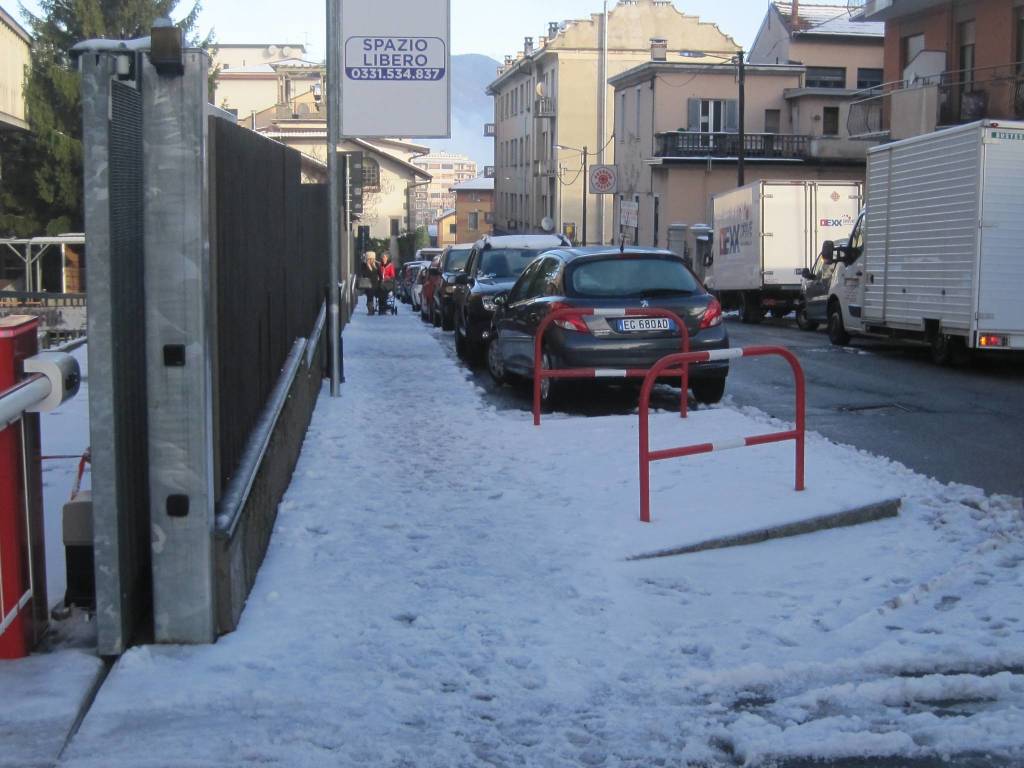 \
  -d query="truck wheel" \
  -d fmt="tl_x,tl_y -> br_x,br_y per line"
796,308 -> 819,331
827,305 -> 850,346
740,293 -> 762,325
692,377 -> 726,405
930,333 -> 970,366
